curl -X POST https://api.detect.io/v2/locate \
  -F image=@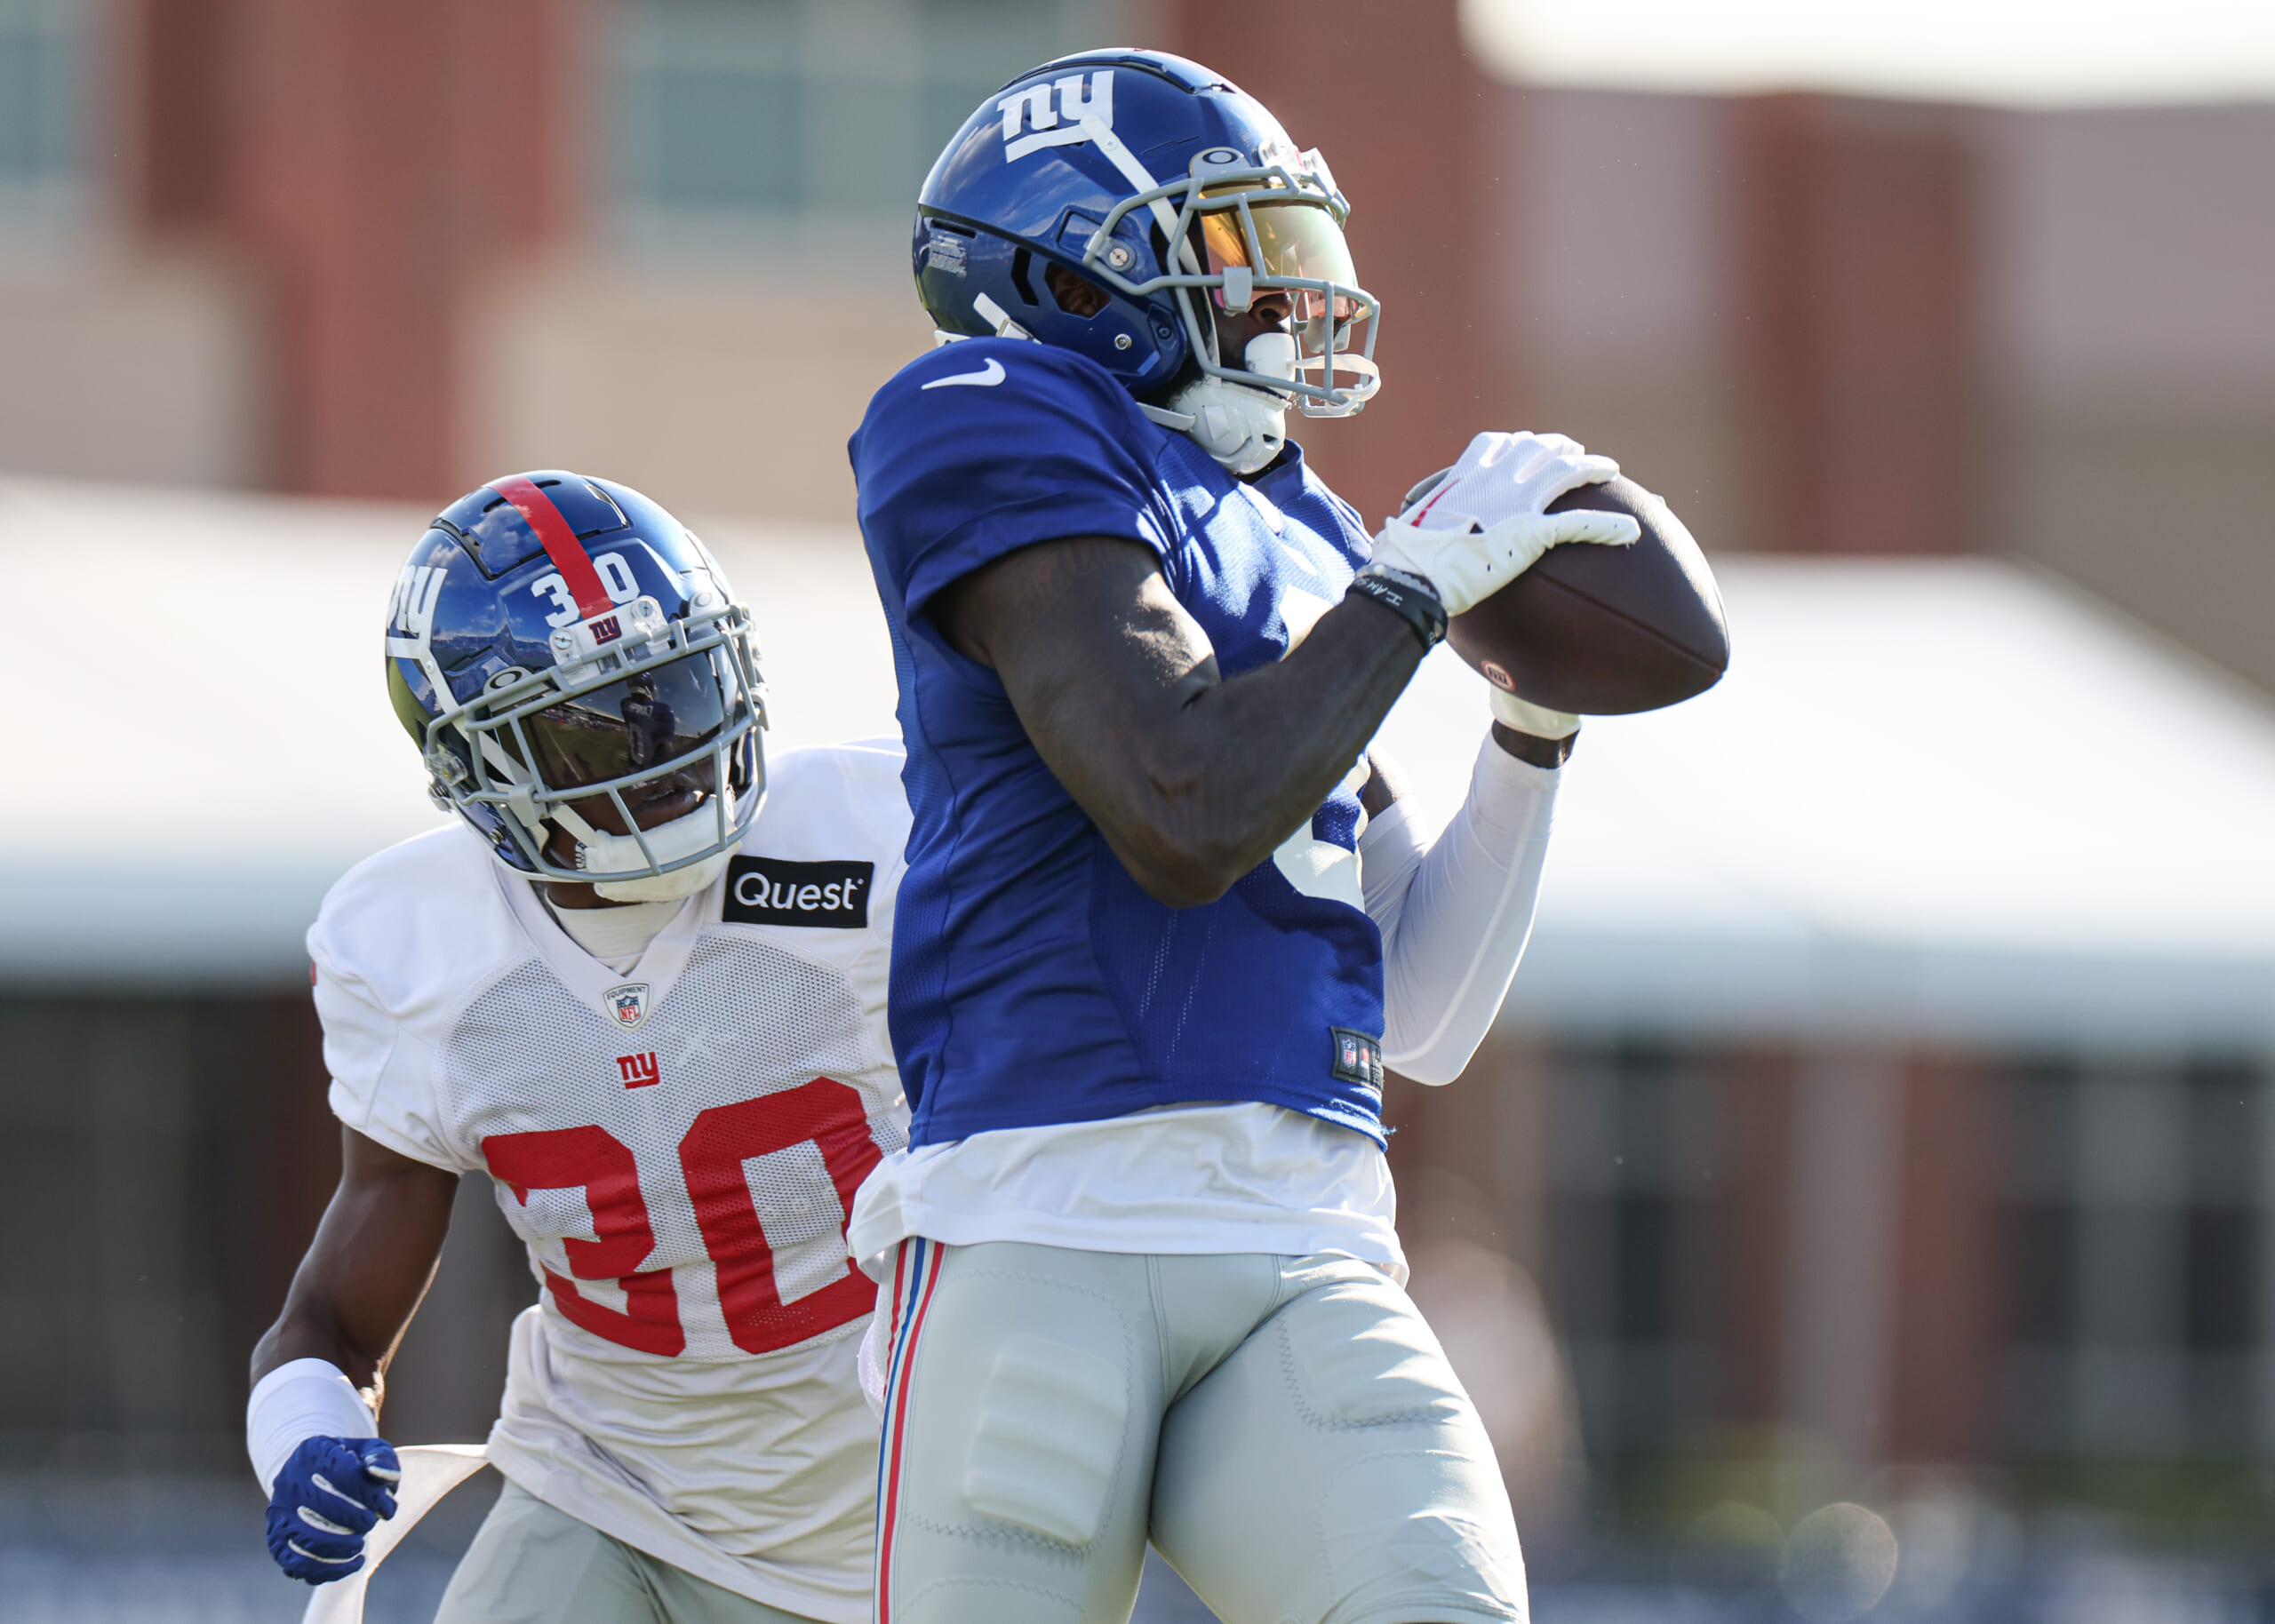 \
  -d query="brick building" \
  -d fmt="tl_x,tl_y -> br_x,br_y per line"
4,0 -> 2274,1604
